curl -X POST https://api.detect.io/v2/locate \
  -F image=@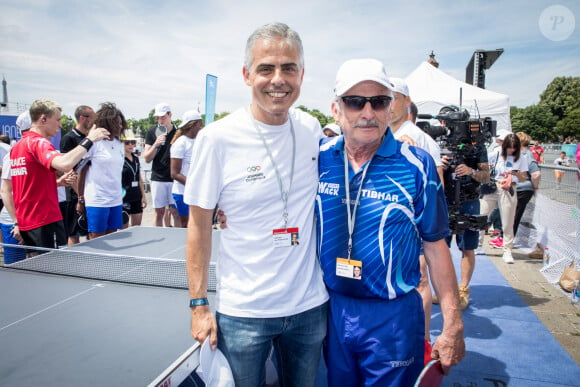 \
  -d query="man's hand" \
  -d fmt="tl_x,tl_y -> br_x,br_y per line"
190,305 -> 218,350
431,324 -> 465,375
397,134 -> 417,147
86,124 -> 110,142
454,163 -> 473,177
11,224 -> 23,243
